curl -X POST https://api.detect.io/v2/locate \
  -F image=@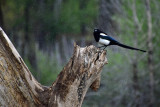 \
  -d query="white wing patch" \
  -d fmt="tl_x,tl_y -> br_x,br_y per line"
100,33 -> 107,36
99,38 -> 110,45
